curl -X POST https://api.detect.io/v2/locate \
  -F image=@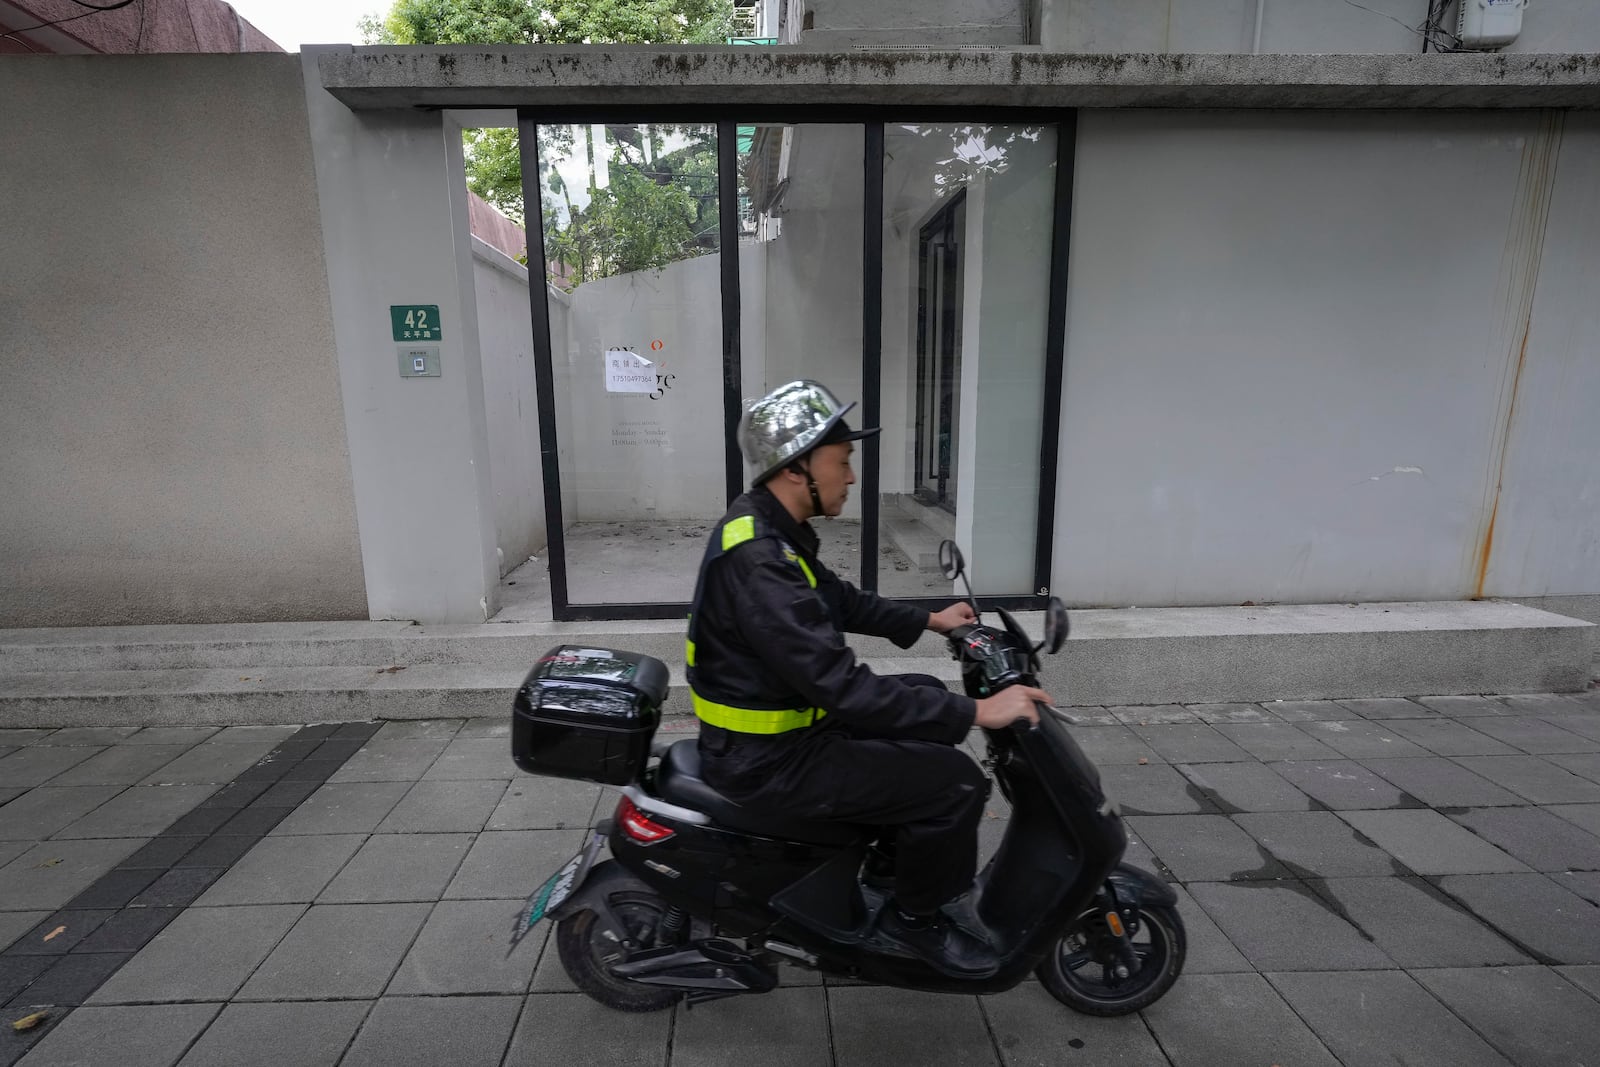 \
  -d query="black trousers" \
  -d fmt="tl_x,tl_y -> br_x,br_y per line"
701,674 -> 988,915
